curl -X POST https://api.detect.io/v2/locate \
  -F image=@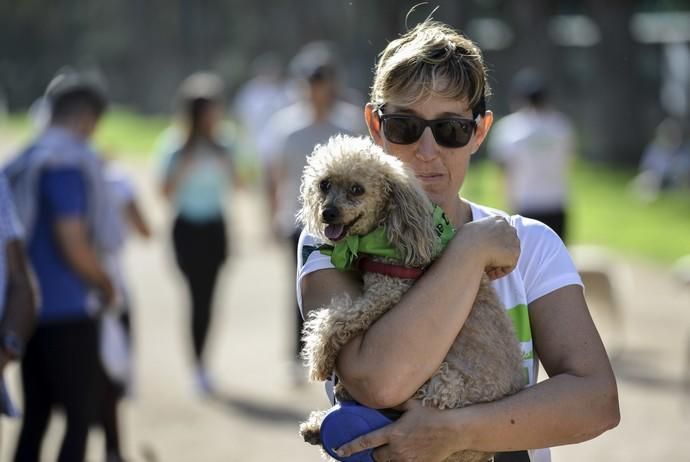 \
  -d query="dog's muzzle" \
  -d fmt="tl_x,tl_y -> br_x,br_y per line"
321,206 -> 340,223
